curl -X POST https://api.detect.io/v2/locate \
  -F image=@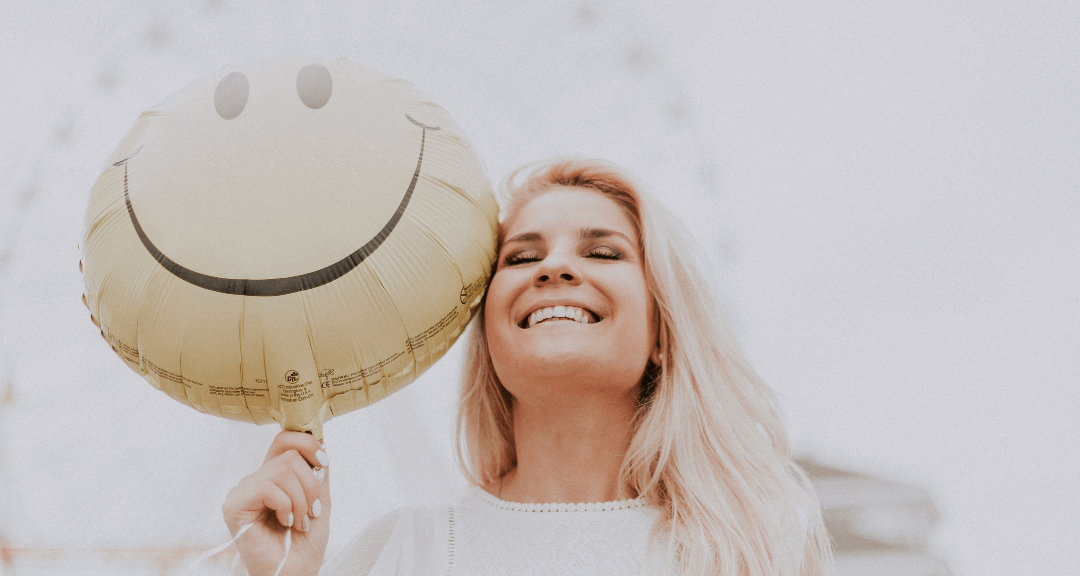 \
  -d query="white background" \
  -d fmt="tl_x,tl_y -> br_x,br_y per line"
1,1 -> 1077,575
